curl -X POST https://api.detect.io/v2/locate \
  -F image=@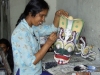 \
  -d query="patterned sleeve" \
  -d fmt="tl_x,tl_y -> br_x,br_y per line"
35,24 -> 58,37
11,30 -> 36,68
